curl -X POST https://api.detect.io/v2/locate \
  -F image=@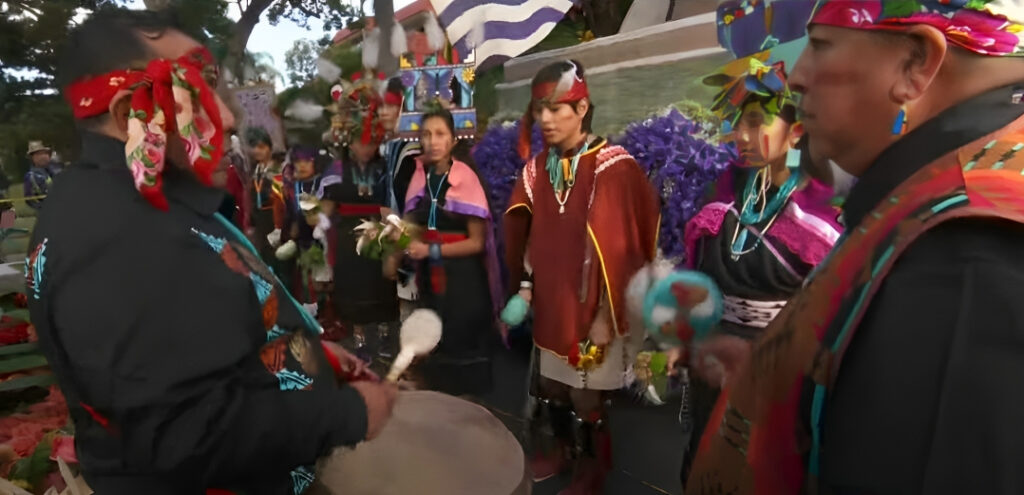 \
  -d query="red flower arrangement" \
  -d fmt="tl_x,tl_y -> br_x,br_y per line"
0,386 -> 70,478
